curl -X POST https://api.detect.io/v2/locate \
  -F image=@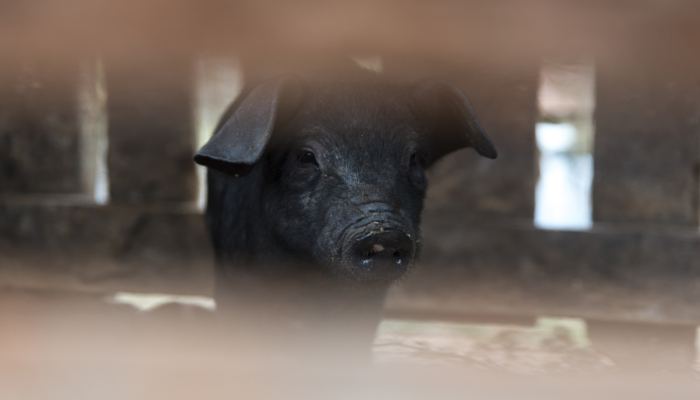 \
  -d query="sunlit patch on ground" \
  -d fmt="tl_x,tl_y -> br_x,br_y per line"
374,317 -> 611,373
108,291 -> 216,311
